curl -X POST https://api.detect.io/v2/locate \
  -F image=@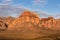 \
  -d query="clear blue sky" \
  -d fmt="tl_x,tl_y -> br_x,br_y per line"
0,0 -> 60,18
